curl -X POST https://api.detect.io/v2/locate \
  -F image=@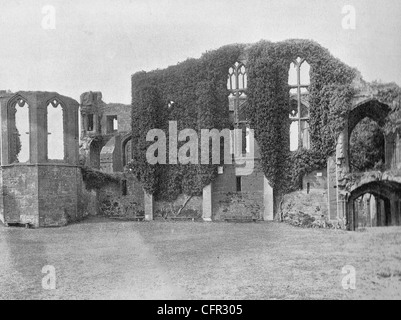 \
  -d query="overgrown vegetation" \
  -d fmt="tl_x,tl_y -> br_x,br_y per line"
349,118 -> 385,171
129,44 -> 243,201
245,39 -> 356,199
81,166 -> 120,191
128,39 -> 401,205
